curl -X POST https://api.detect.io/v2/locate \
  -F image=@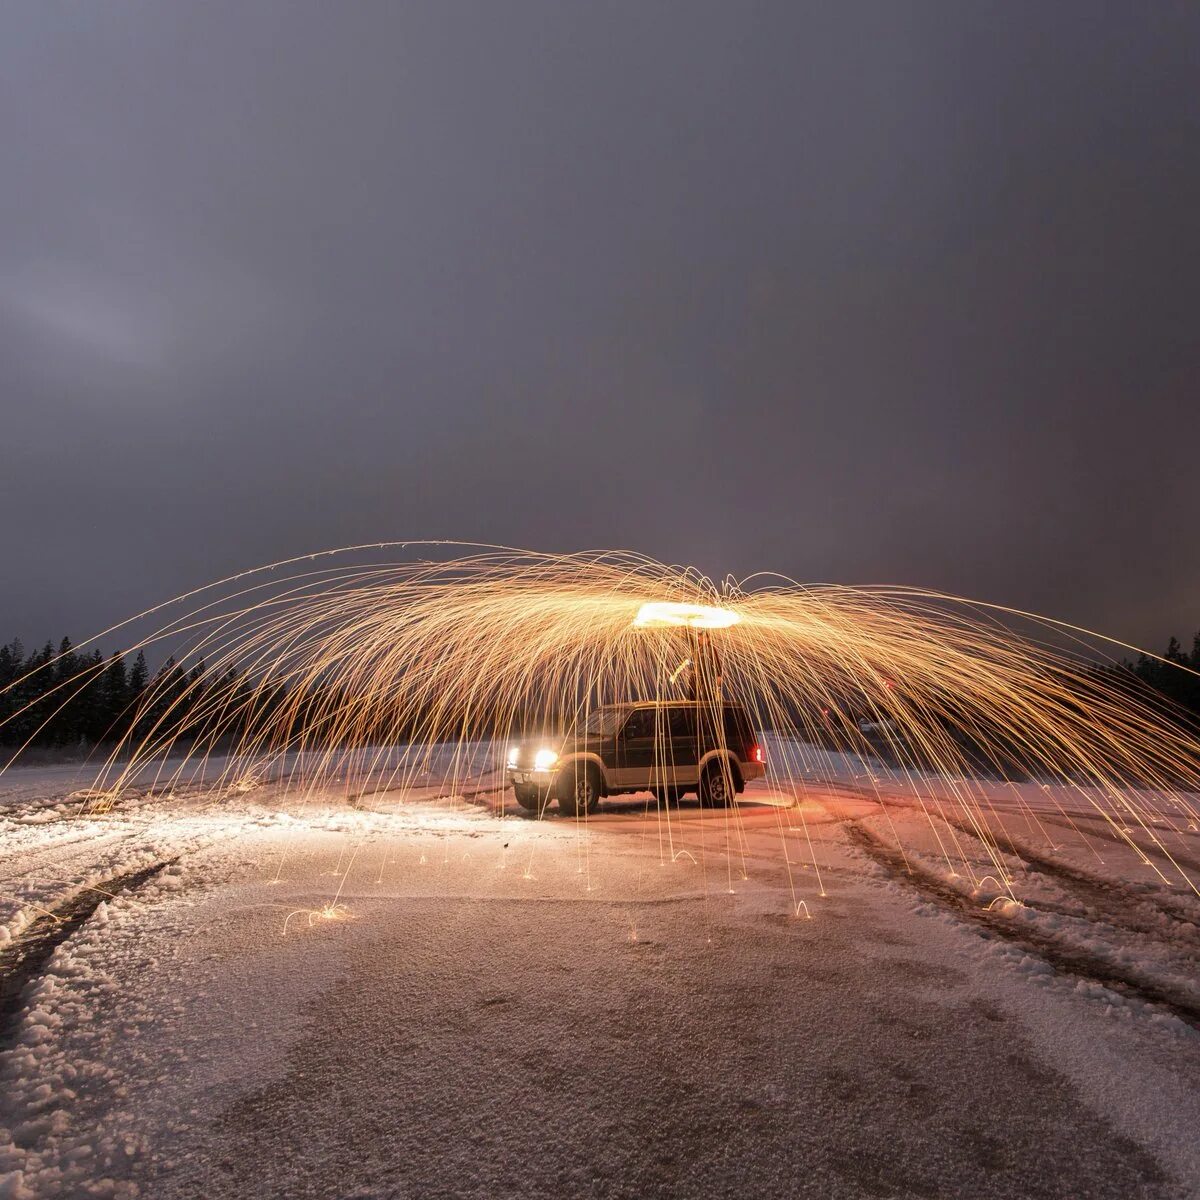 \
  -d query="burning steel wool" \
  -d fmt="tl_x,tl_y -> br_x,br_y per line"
2,543 -> 1199,908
